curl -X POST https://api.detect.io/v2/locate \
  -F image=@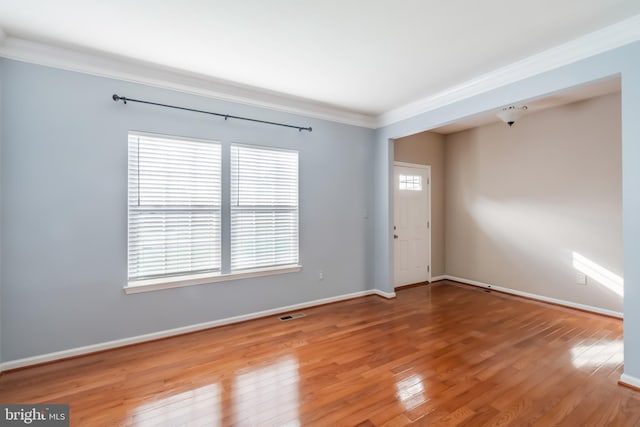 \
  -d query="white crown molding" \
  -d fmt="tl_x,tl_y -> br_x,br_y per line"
377,14 -> 640,128
1,14 -> 639,130
0,288 -> 391,372
0,35 -> 377,129
444,275 -> 623,319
